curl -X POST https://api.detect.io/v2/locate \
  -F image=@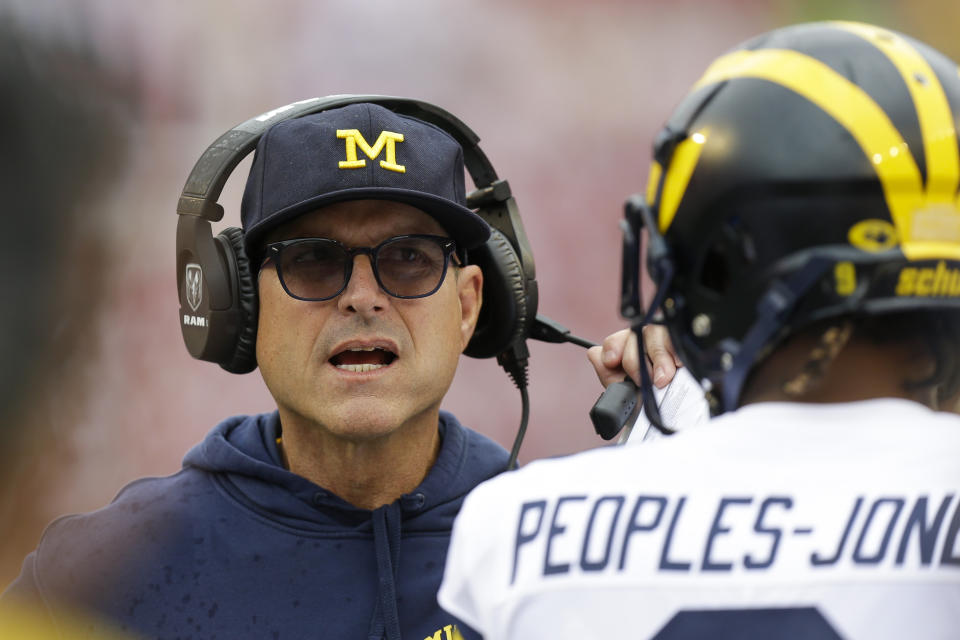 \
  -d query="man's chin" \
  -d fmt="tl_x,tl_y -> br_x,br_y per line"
315,403 -> 416,441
